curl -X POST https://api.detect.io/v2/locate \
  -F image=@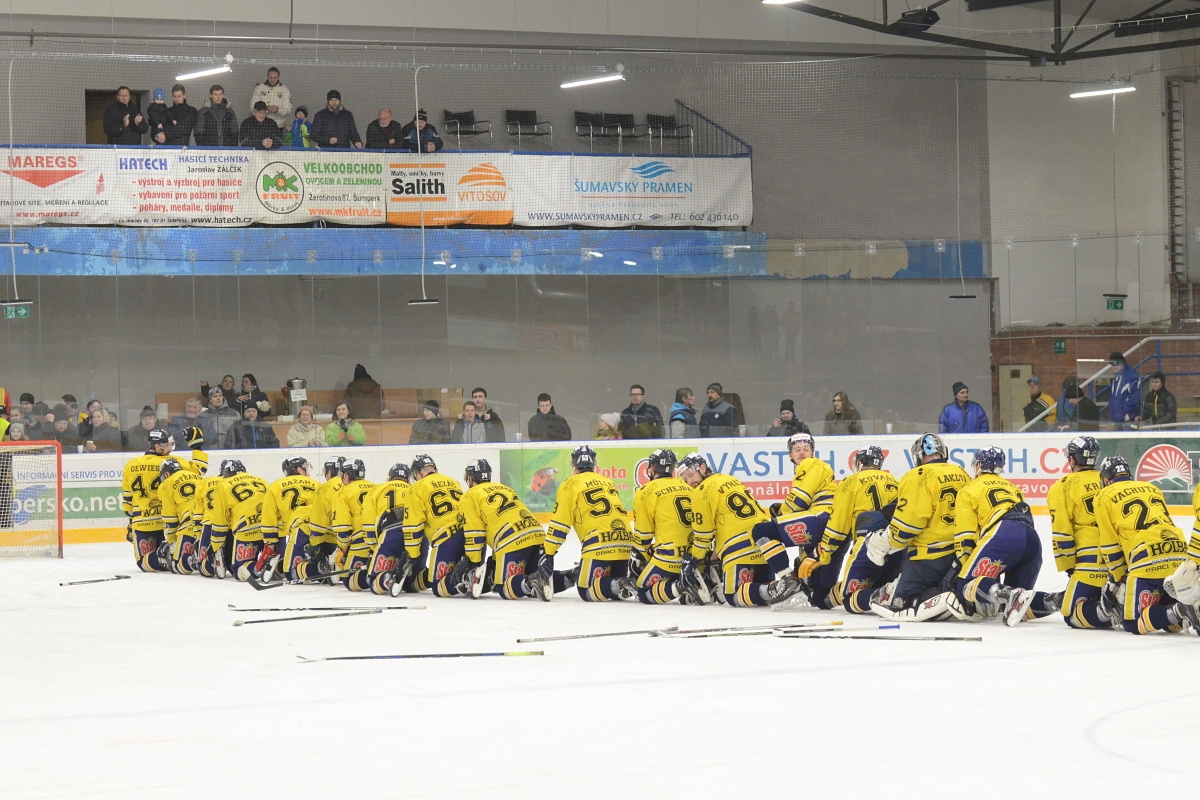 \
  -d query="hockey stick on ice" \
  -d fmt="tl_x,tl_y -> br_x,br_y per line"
228,604 -> 426,612
663,620 -> 844,636
516,625 -> 678,643
246,565 -> 363,591
656,625 -> 846,639
60,575 -> 131,586
297,650 -> 545,662
233,608 -> 382,626
772,631 -> 982,642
